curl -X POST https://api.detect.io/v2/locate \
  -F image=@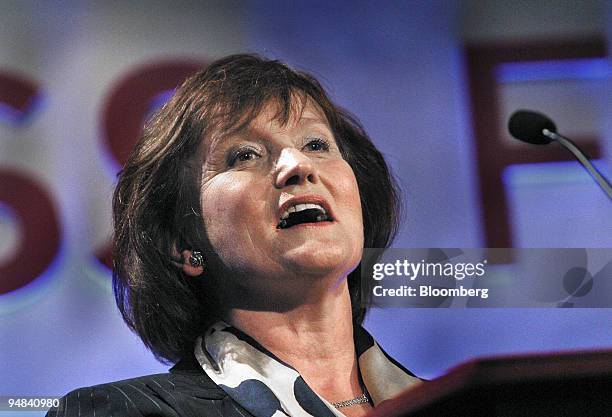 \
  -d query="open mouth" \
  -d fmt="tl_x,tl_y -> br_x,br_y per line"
277,204 -> 334,229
